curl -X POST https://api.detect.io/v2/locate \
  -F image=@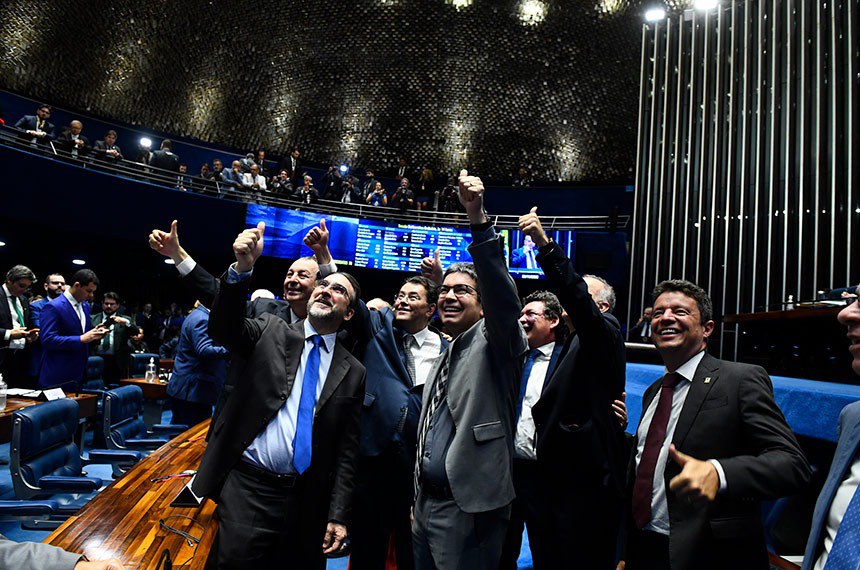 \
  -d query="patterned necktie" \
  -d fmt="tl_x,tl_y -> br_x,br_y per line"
414,349 -> 451,495
516,349 -> 541,421
824,483 -> 860,570
292,335 -> 322,474
402,334 -> 417,384
632,372 -> 684,529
